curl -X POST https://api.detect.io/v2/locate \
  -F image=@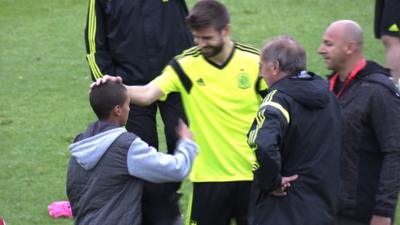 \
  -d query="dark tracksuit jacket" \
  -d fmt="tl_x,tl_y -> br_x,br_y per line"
84,0 -> 193,84
247,72 -> 342,225
330,61 -> 400,223
84,2 -> 193,219
66,121 -> 197,225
